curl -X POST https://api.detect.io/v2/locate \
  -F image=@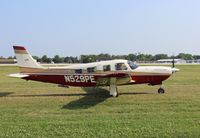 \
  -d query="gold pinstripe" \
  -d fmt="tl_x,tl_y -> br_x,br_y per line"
19,67 -> 171,76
